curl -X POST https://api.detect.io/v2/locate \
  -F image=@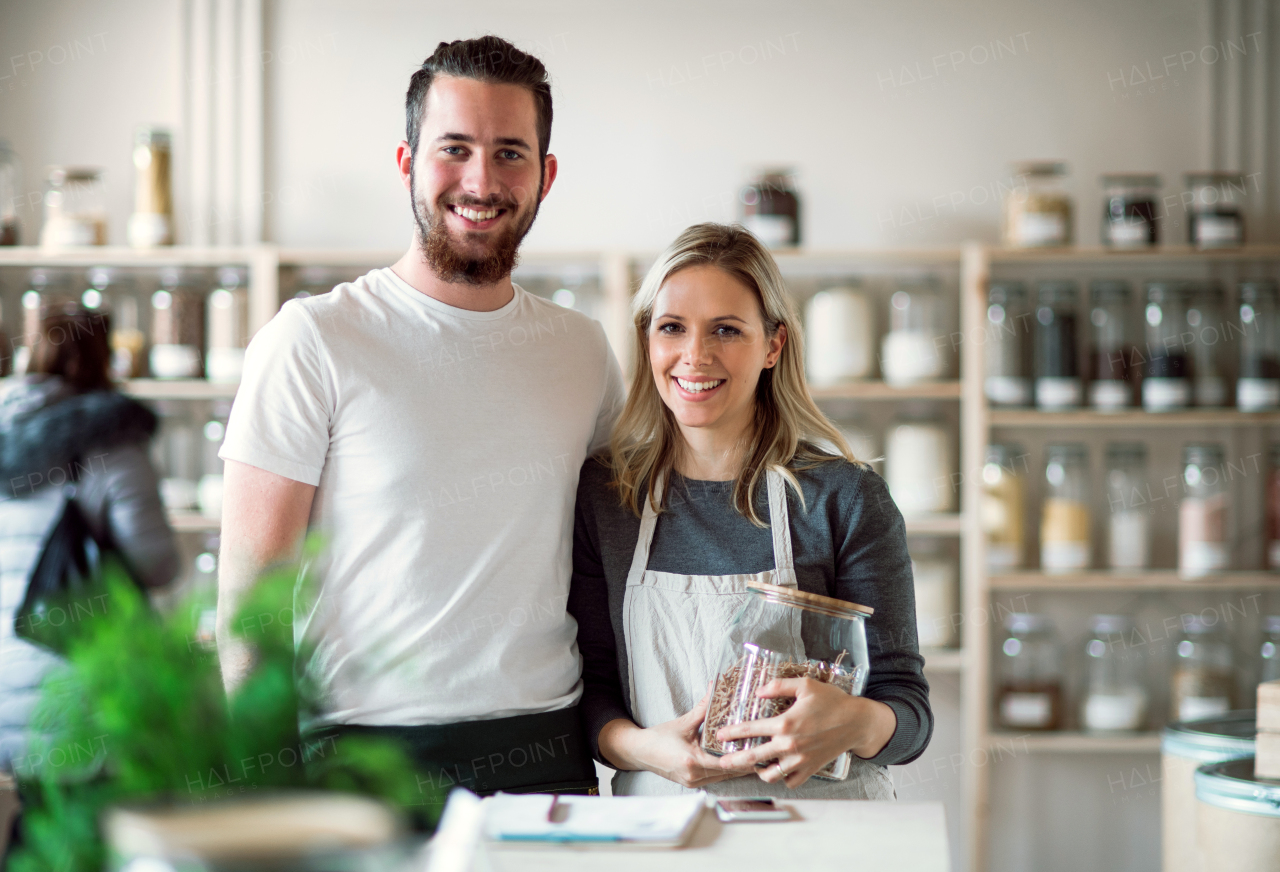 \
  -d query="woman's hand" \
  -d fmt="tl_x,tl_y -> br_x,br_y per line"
713,678 -> 898,789
598,692 -> 756,789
